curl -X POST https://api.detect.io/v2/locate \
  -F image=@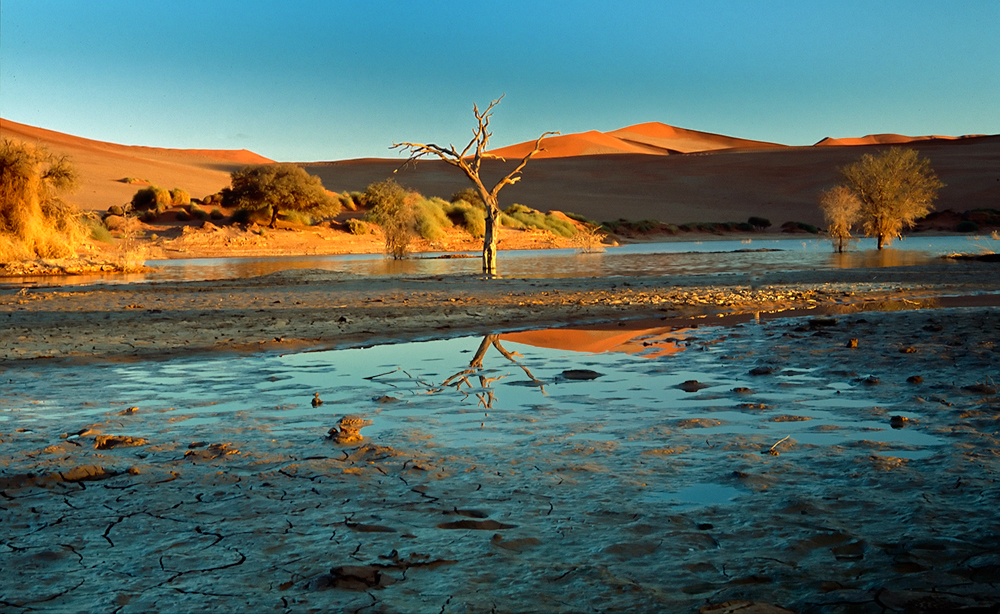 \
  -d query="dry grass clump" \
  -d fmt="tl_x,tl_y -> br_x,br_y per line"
0,138 -> 84,261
